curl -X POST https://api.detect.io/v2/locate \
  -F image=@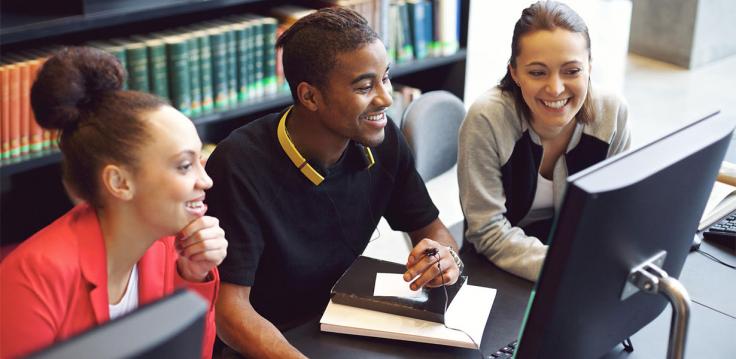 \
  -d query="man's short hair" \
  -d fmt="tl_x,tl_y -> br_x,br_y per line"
276,7 -> 380,102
